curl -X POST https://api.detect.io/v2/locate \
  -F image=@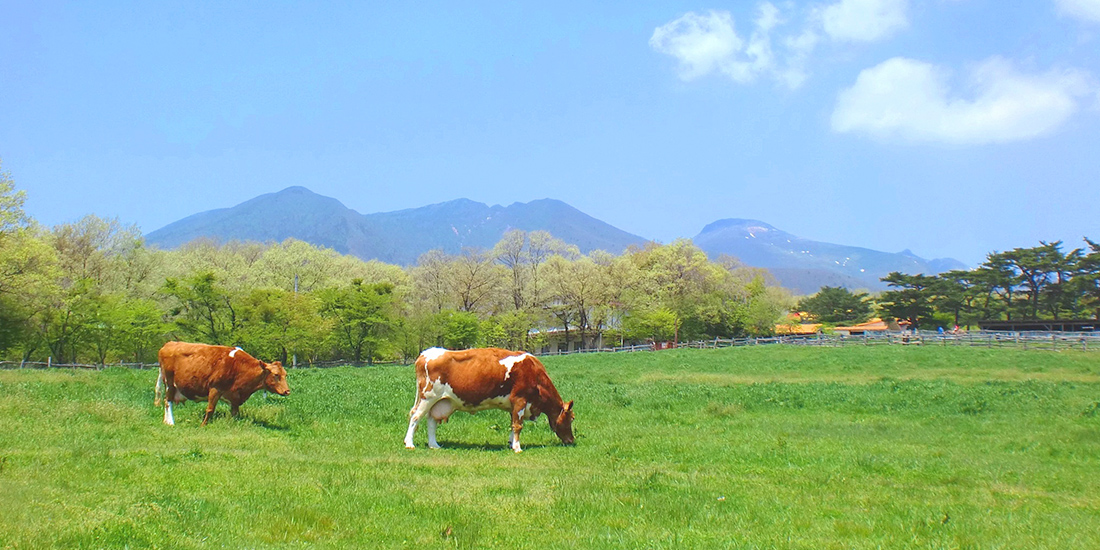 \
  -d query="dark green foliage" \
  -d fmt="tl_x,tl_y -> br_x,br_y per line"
319,279 -> 399,363
162,272 -> 238,344
796,285 -> 872,324
882,239 -> 1100,326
